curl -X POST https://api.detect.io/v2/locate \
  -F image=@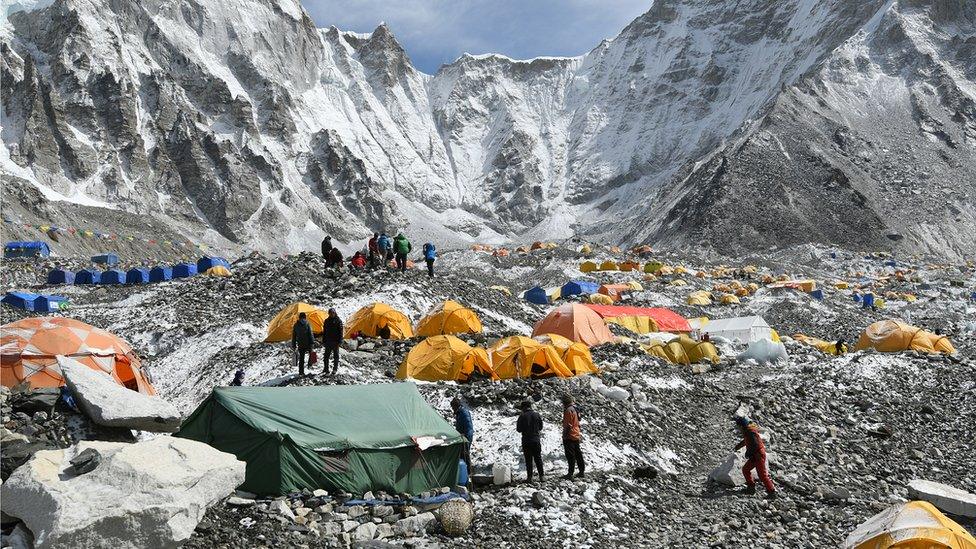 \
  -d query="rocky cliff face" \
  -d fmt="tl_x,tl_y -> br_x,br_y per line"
2,0 -> 973,257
